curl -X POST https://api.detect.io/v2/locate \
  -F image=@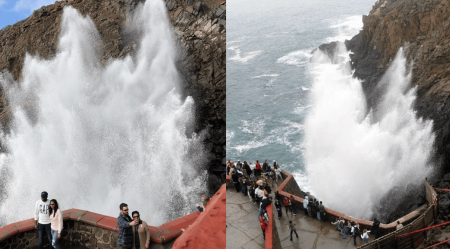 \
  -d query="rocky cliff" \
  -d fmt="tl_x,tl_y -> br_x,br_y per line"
0,0 -> 226,190
322,0 -> 450,174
